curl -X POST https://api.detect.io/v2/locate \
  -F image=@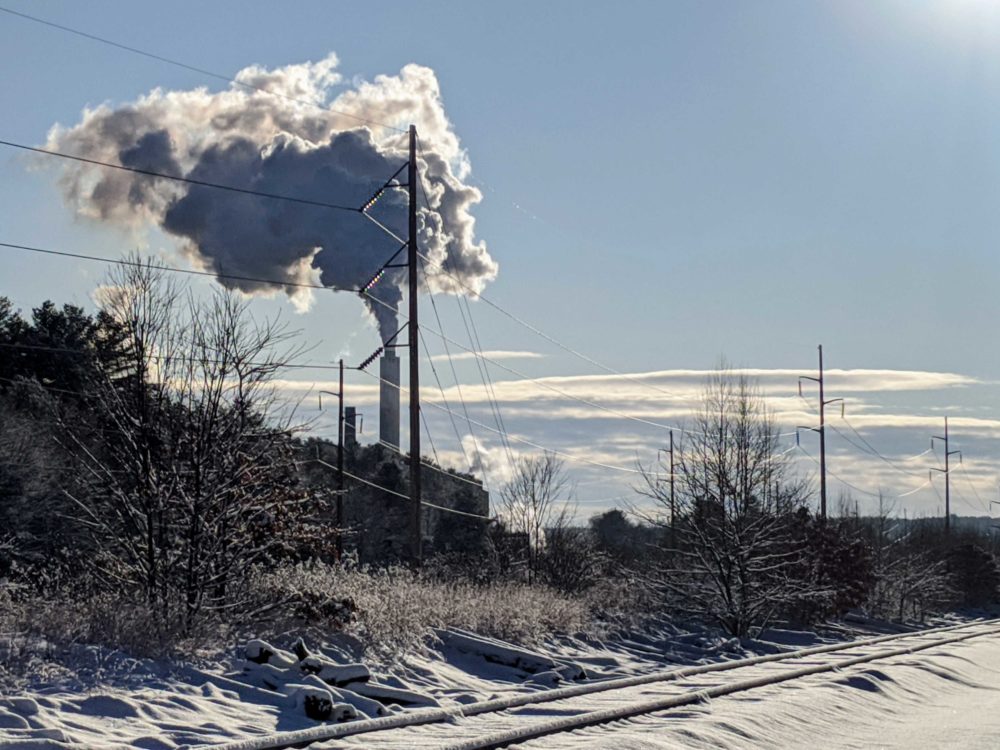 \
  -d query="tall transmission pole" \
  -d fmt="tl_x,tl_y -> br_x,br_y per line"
407,124 -> 422,566
932,416 -> 961,535
798,345 -> 842,520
